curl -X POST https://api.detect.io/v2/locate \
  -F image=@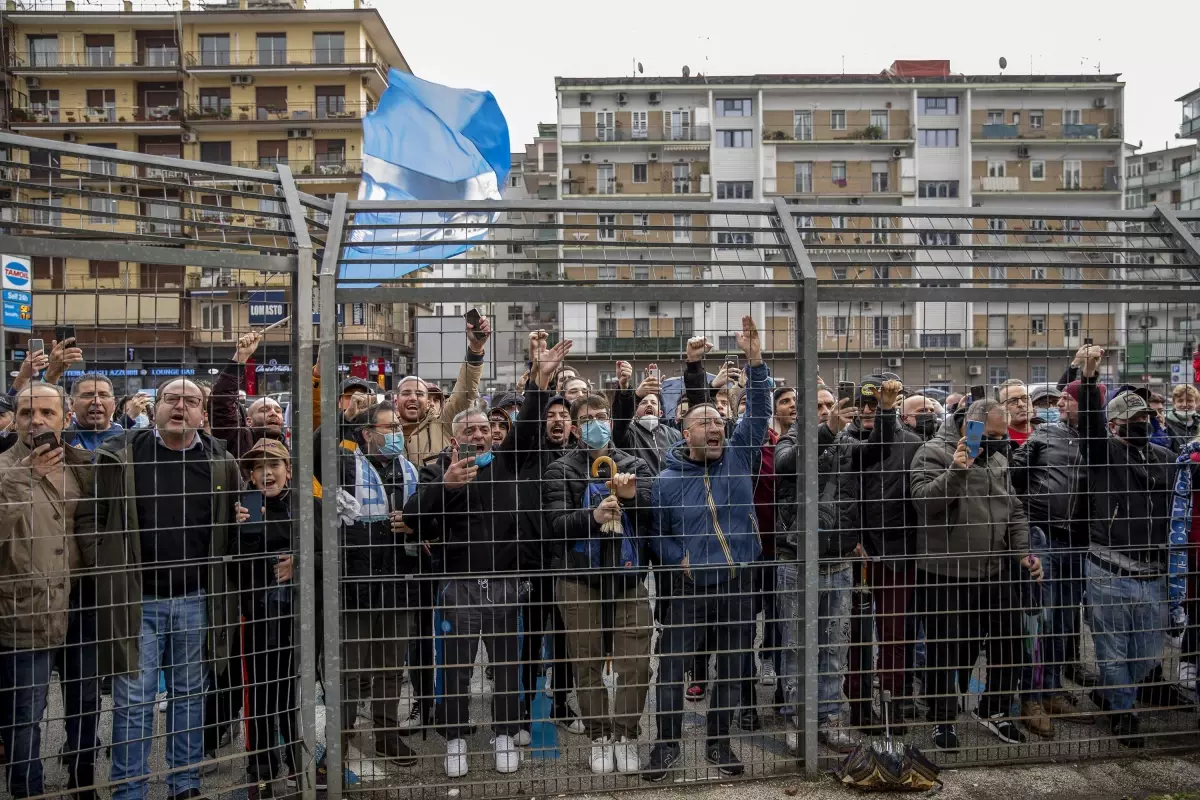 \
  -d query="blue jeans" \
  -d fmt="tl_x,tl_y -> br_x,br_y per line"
111,593 -> 209,800
778,561 -> 852,726
0,647 -> 54,798
1042,548 -> 1087,694
1084,561 -> 1166,713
